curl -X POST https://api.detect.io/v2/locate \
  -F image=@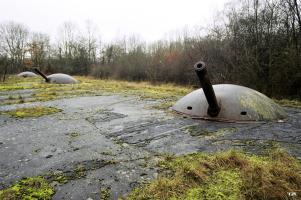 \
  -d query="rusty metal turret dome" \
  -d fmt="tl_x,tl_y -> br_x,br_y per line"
172,61 -> 286,122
